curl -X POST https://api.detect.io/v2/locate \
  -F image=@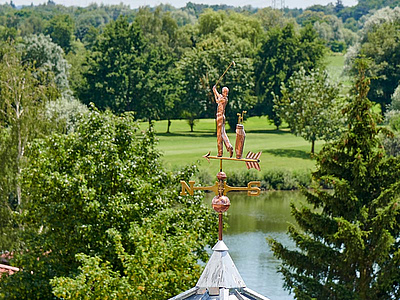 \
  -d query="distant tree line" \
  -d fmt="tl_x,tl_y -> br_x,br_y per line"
0,0 -> 395,133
